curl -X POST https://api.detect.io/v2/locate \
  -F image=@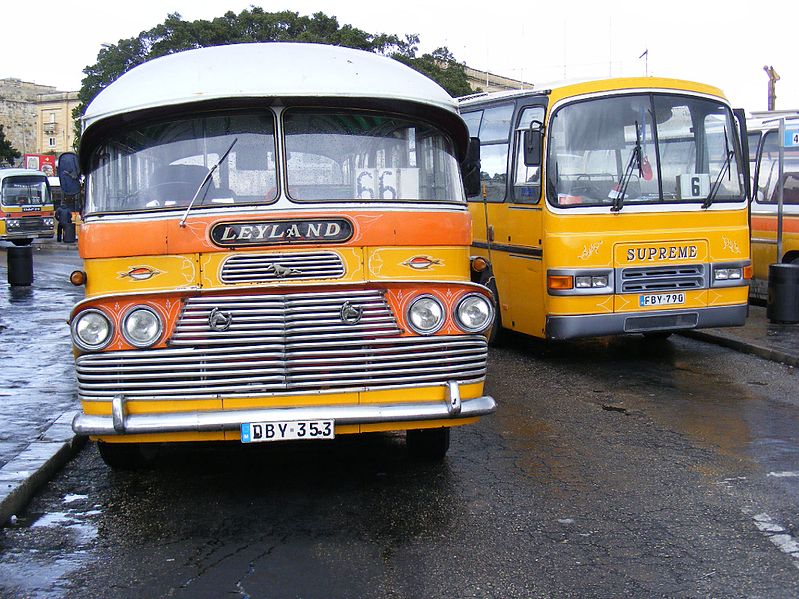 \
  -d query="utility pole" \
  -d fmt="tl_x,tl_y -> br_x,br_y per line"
764,65 -> 780,111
